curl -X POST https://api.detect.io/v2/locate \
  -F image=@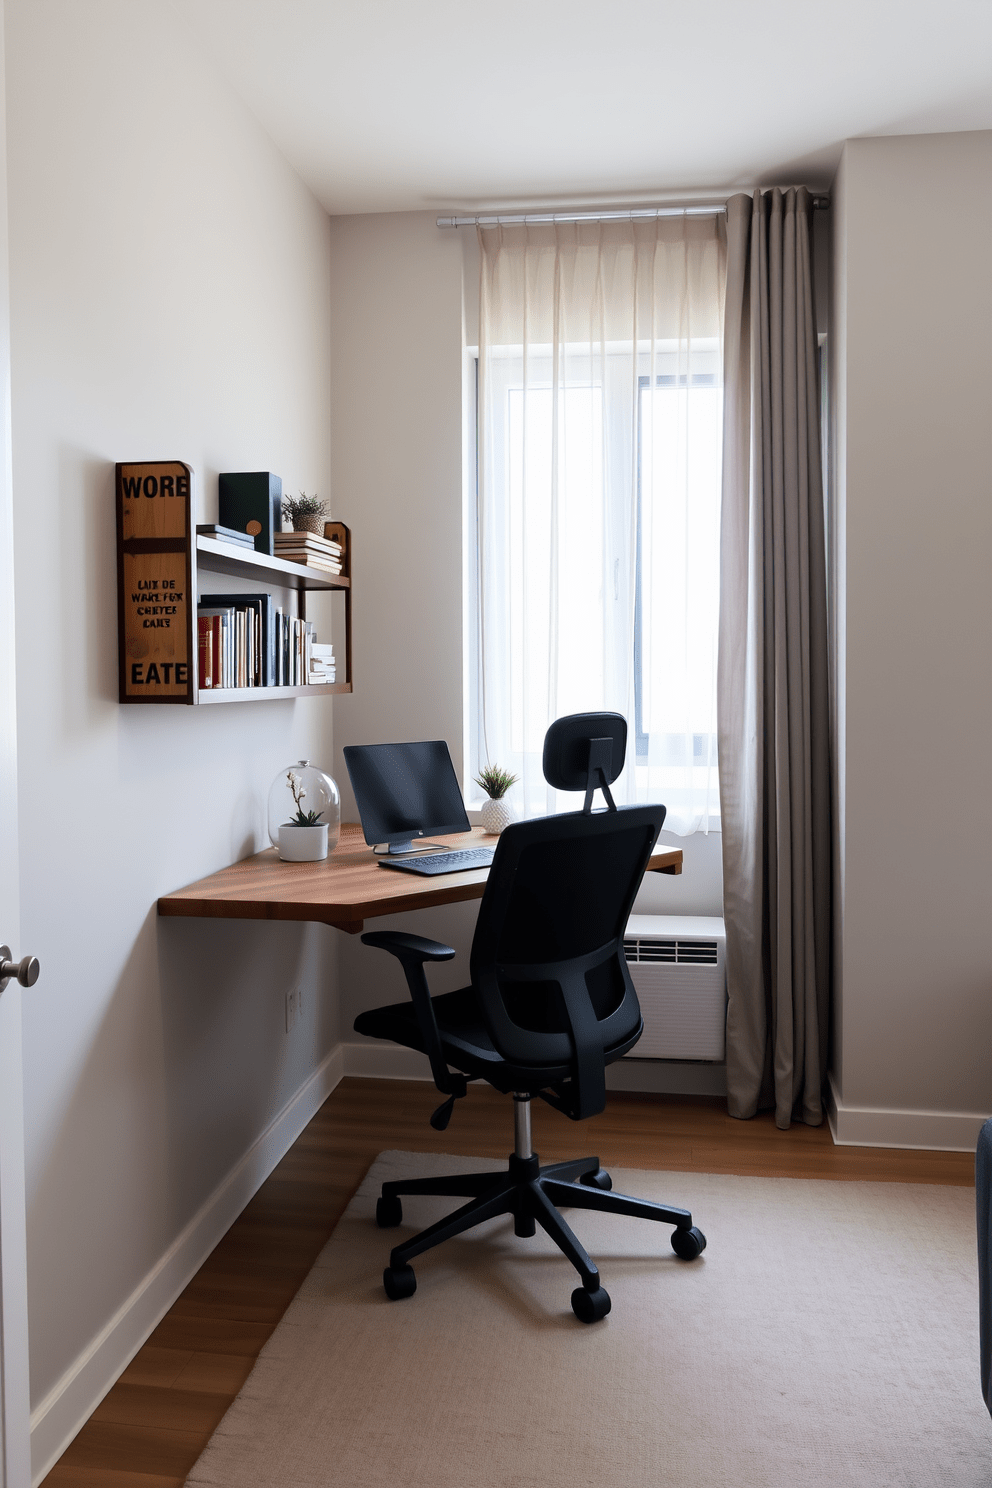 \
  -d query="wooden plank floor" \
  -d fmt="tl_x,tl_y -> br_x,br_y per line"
42,1077 -> 976,1487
